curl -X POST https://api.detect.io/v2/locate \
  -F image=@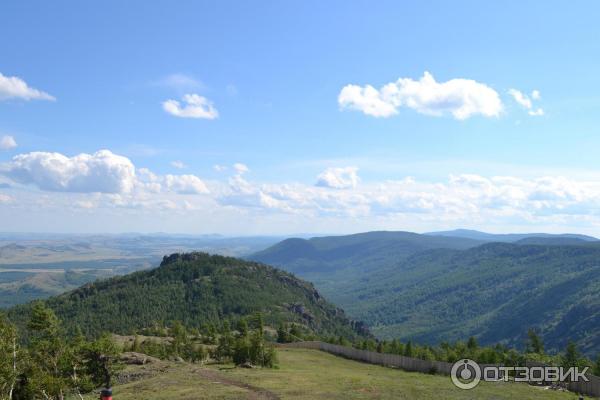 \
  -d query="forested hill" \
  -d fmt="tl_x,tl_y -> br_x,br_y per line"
251,231 -> 600,355
8,252 -> 368,341
249,231 -> 483,275
344,242 -> 600,354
